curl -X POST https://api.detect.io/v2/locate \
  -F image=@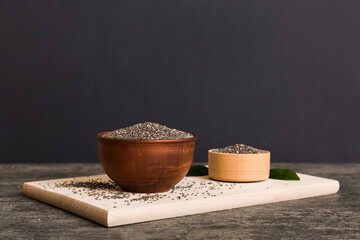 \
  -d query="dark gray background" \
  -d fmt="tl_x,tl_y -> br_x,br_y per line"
1,0 -> 359,163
